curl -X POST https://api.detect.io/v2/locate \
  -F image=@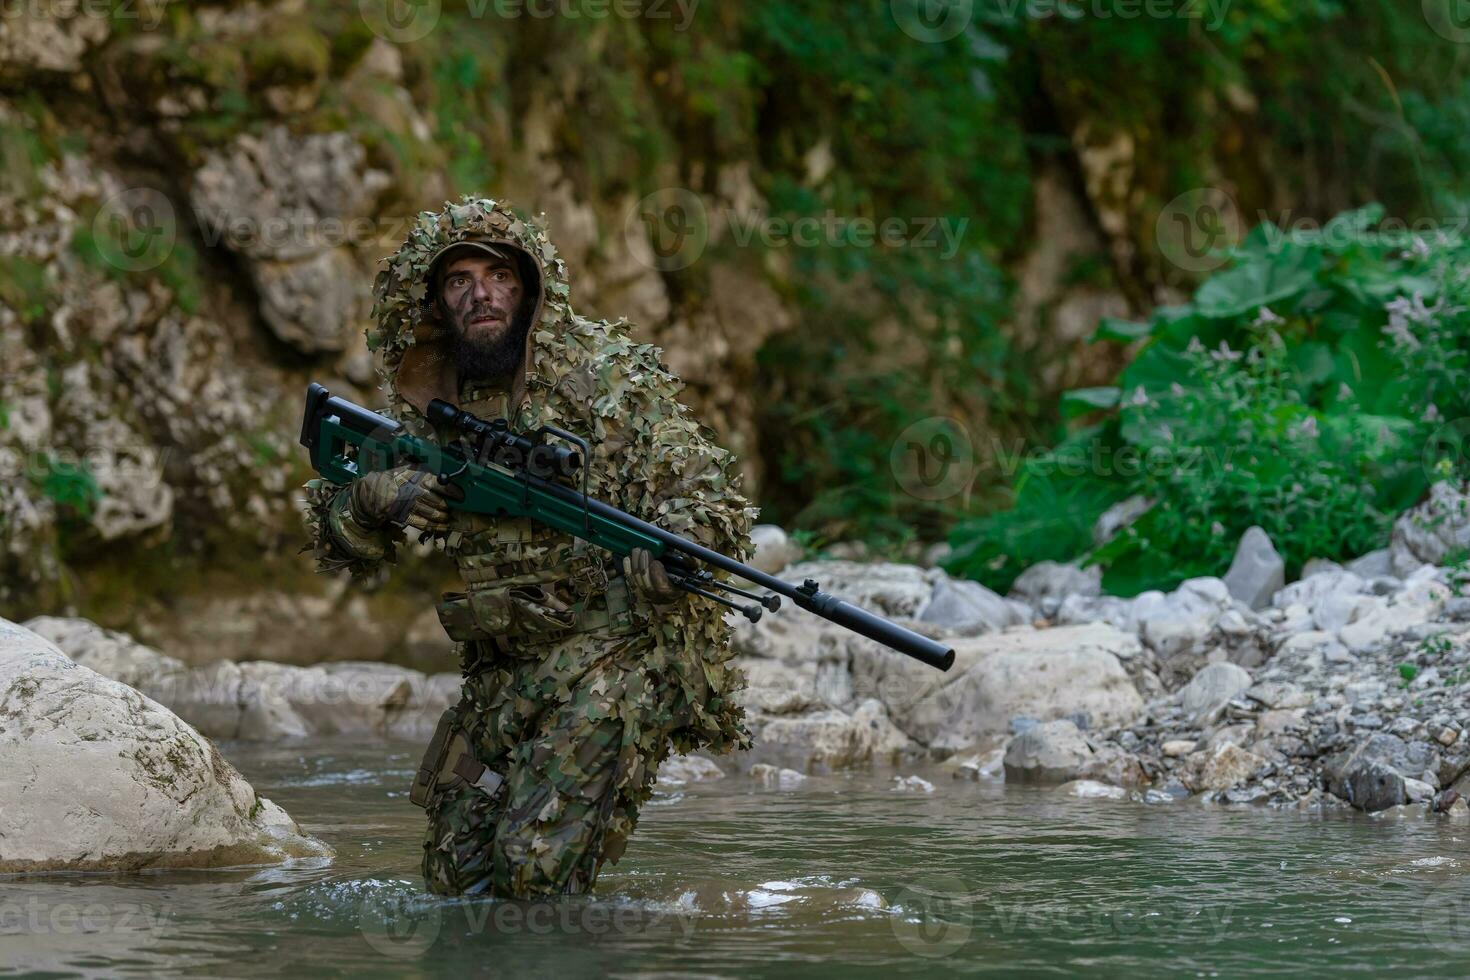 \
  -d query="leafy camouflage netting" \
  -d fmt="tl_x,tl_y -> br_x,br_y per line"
302,197 -> 758,895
